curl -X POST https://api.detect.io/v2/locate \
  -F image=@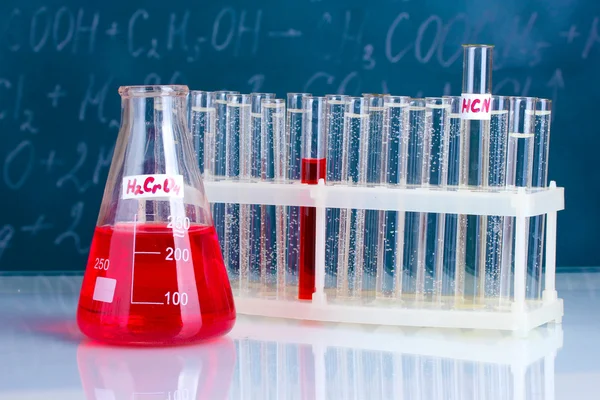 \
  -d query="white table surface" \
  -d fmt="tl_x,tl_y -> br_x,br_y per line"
0,270 -> 598,399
